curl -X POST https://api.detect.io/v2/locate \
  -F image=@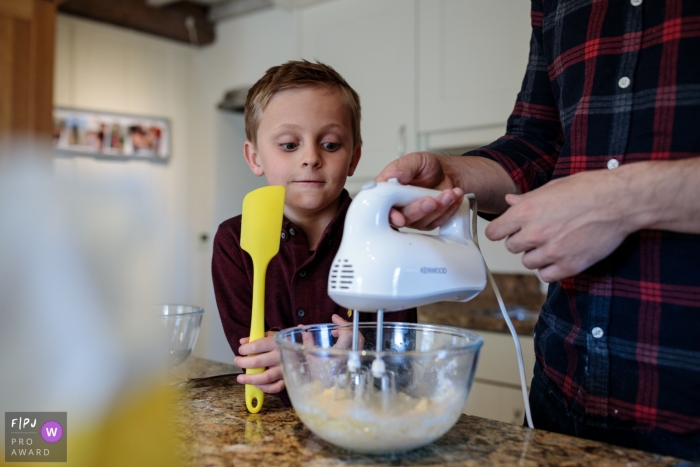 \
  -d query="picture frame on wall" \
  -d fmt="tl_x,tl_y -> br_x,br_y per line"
53,107 -> 171,161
